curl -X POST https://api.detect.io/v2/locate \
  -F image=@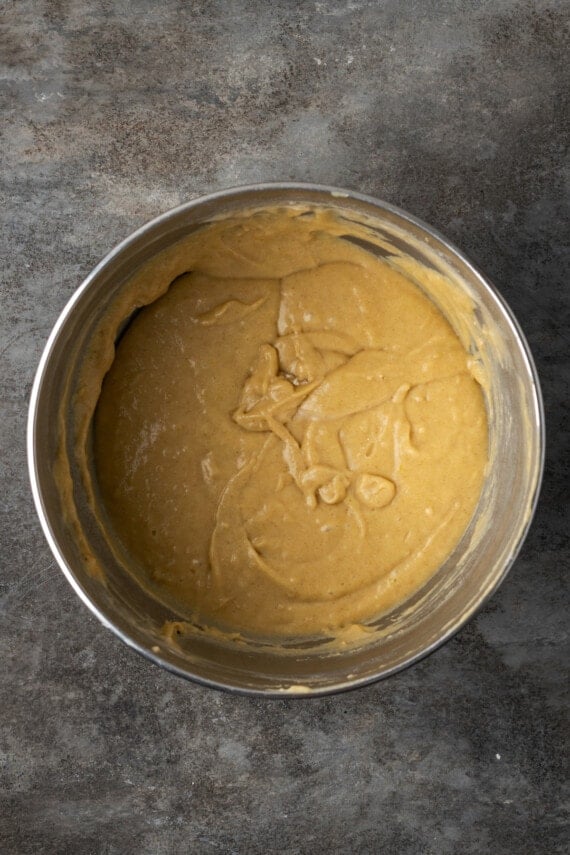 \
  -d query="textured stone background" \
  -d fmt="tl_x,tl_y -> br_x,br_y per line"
1,1 -> 568,852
